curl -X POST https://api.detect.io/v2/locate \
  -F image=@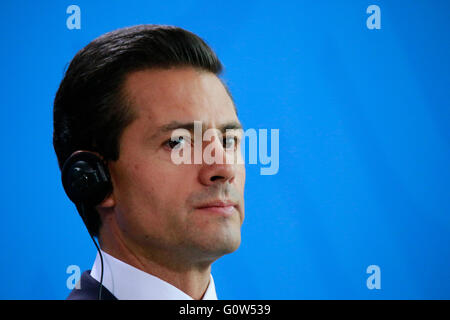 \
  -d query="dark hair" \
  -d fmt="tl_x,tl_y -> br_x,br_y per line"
53,25 -> 224,236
